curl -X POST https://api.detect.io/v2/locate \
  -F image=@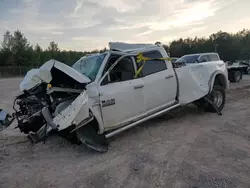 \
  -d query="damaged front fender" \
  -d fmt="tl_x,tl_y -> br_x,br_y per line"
53,90 -> 89,131
27,90 -> 90,143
